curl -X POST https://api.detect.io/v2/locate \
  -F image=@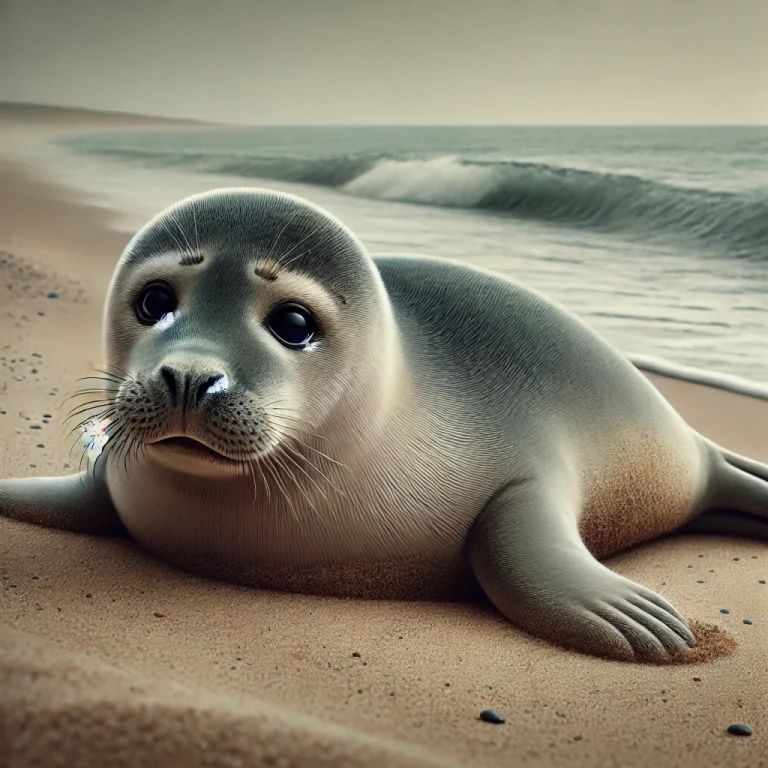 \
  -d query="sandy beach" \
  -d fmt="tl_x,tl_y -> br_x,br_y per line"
0,104 -> 766,768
